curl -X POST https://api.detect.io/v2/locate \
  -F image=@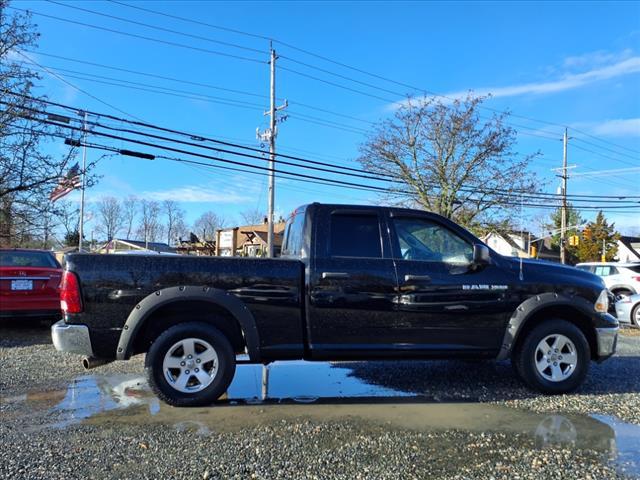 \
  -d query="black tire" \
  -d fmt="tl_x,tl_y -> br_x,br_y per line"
513,319 -> 590,395
145,322 -> 236,407
631,304 -> 640,328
